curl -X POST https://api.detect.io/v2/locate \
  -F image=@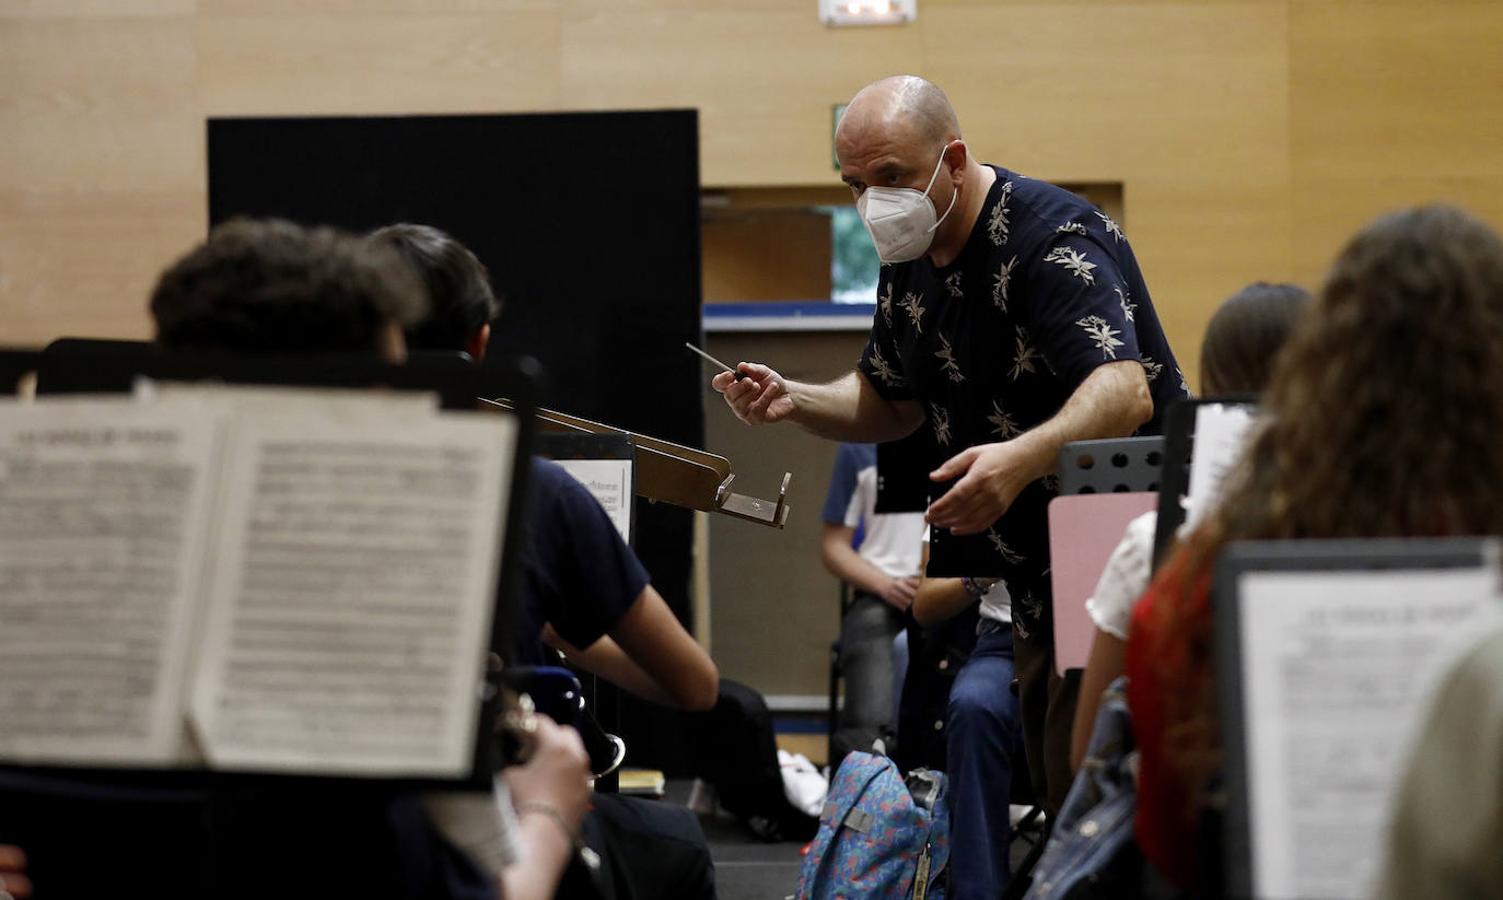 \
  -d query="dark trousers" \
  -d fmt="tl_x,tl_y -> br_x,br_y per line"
946,620 -> 1024,900
558,792 -> 716,900
833,592 -> 906,761
1013,629 -> 1081,818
